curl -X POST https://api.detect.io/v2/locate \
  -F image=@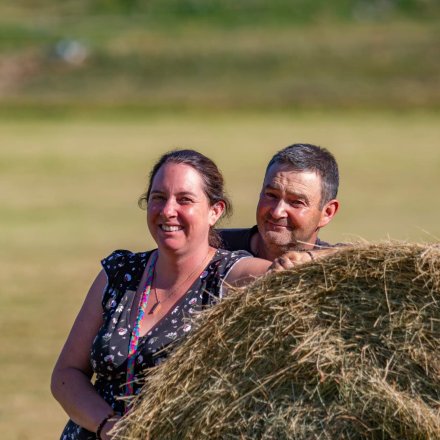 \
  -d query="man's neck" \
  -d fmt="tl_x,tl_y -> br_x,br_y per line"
250,233 -> 281,261
250,232 -> 317,261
